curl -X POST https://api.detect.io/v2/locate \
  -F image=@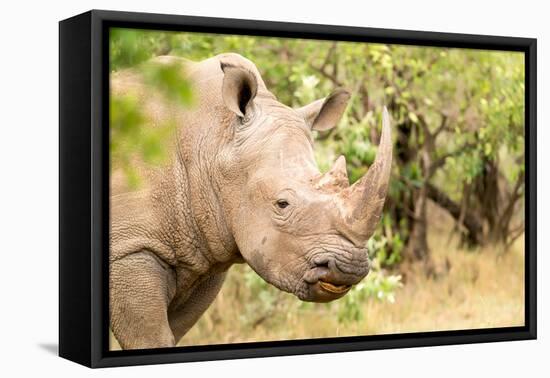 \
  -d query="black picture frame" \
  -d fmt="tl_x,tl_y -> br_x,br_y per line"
59,9 -> 537,368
